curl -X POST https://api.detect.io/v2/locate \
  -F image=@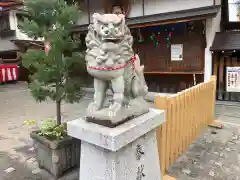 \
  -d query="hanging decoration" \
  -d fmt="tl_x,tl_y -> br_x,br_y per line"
166,32 -> 173,48
150,32 -> 155,41
150,32 -> 156,45
149,32 -> 161,46
137,28 -> 144,43
187,21 -> 195,32
156,32 -> 161,46
134,27 -> 175,47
